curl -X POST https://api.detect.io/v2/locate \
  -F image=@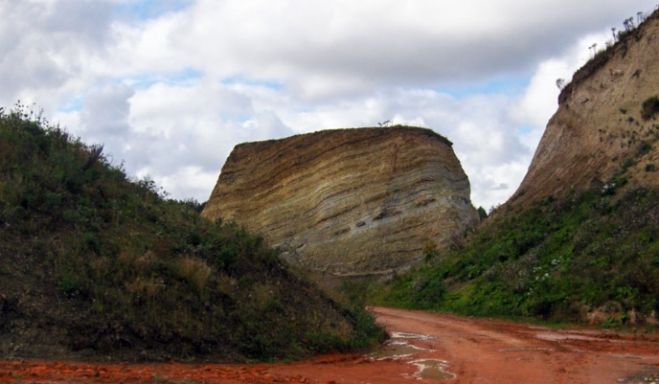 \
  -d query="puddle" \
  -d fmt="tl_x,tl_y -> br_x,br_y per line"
617,372 -> 658,384
370,331 -> 456,381
369,340 -> 427,360
535,332 -> 600,342
410,359 -> 456,381
390,331 -> 435,341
